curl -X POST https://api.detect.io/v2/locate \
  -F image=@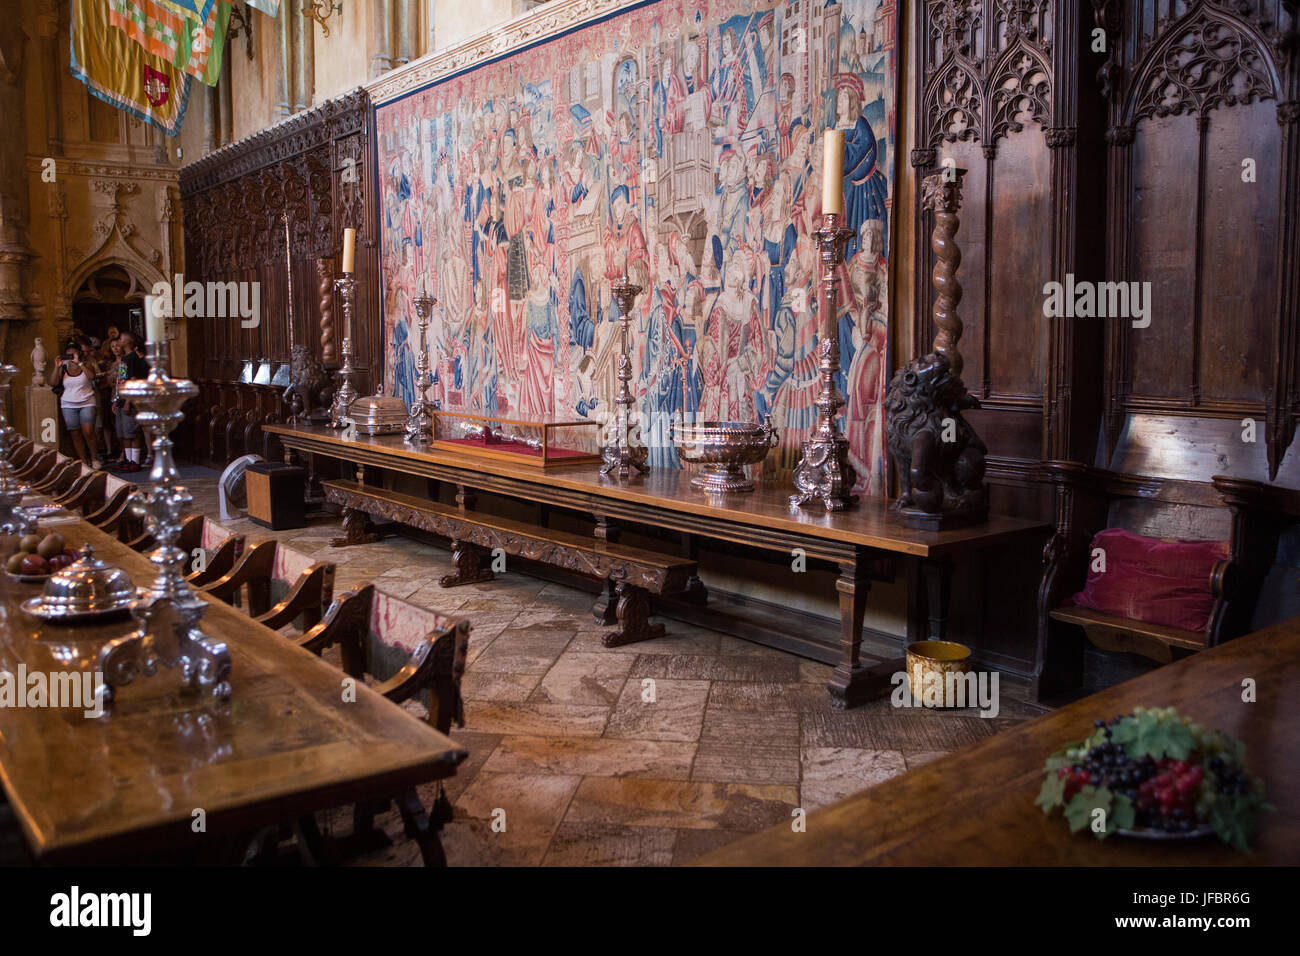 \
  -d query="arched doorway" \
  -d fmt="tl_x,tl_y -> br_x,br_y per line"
71,265 -> 148,347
